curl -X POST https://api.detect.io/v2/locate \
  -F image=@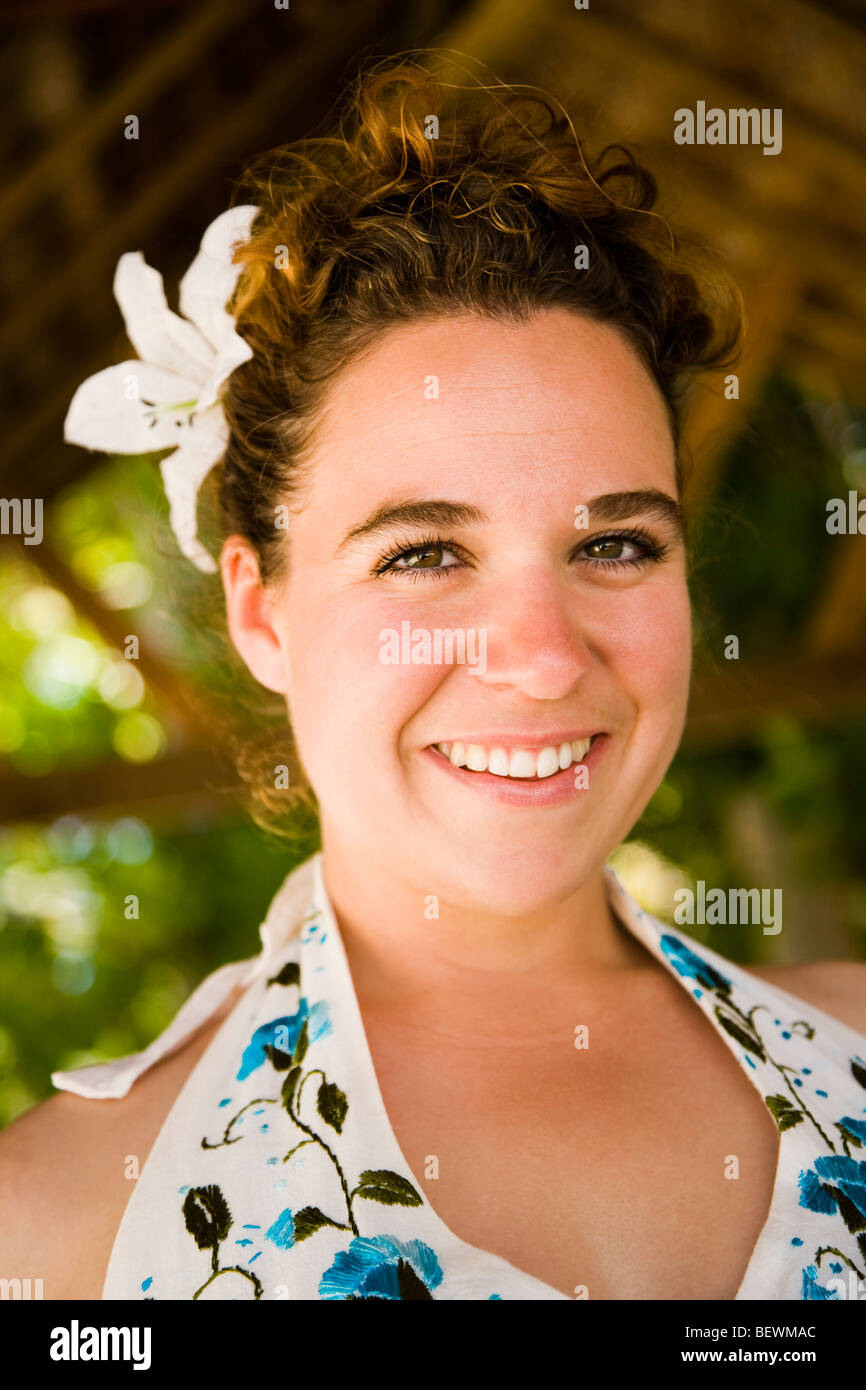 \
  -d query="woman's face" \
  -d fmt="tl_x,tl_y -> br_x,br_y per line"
227,307 -> 691,914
